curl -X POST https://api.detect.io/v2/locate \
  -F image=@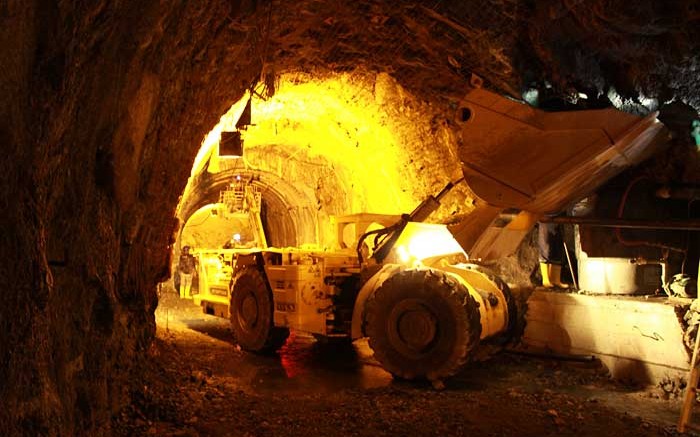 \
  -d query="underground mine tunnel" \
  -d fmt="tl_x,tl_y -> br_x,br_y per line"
1,1 -> 700,436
